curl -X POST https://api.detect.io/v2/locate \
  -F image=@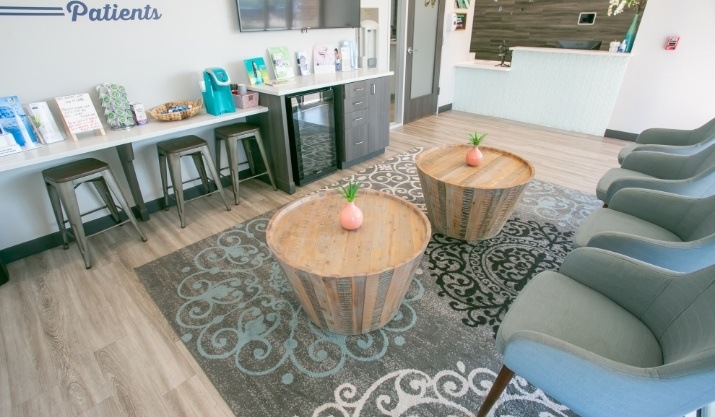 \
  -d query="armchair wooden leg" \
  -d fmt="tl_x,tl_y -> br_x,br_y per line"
476,365 -> 514,417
